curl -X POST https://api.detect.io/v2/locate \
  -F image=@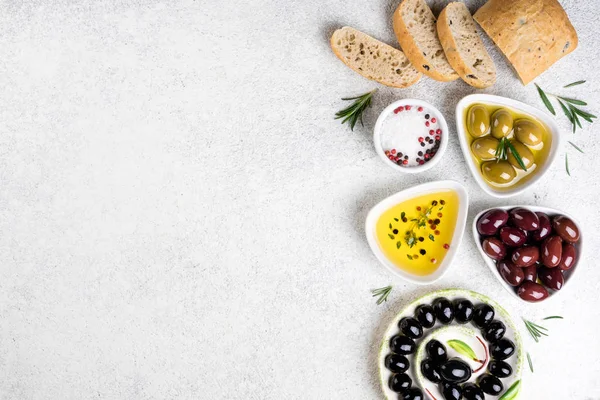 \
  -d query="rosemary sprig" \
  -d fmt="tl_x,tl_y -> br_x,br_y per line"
522,318 -> 549,343
543,315 -> 564,320
335,89 -> 376,131
506,140 -> 528,171
535,83 -> 597,133
527,352 -> 534,373
568,141 -> 584,153
494,137 -> 527,171
371,285 -> 393,305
